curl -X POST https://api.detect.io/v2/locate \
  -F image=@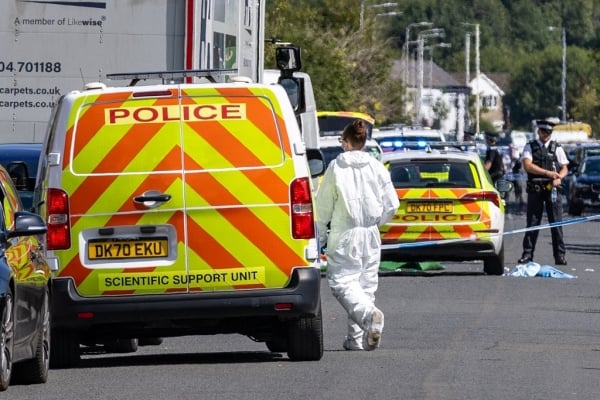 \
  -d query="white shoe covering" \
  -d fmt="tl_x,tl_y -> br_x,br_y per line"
363,308 -> 384,351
